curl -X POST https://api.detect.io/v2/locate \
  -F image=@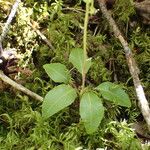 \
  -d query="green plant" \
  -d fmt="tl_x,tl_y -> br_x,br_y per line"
114,0 -> 135,22
42,0 -> 131,134
2,0 -> 148,149
104,121 -> 142,150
